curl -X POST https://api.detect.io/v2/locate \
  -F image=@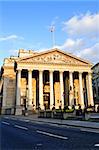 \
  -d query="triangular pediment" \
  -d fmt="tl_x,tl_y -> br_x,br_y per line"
18,48 -> 92,66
